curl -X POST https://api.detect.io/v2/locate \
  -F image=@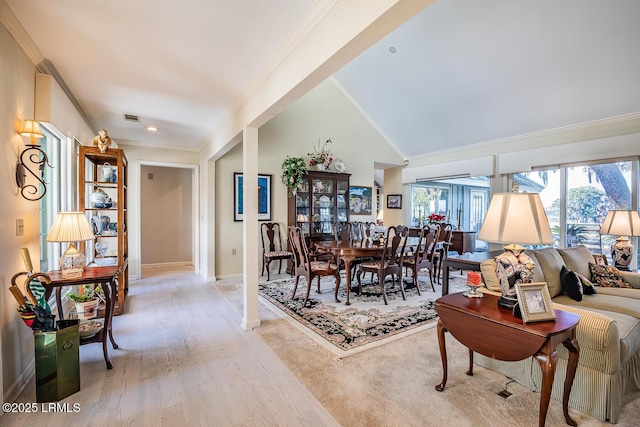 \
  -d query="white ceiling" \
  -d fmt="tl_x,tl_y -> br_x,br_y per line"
6,0 -> 640,157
